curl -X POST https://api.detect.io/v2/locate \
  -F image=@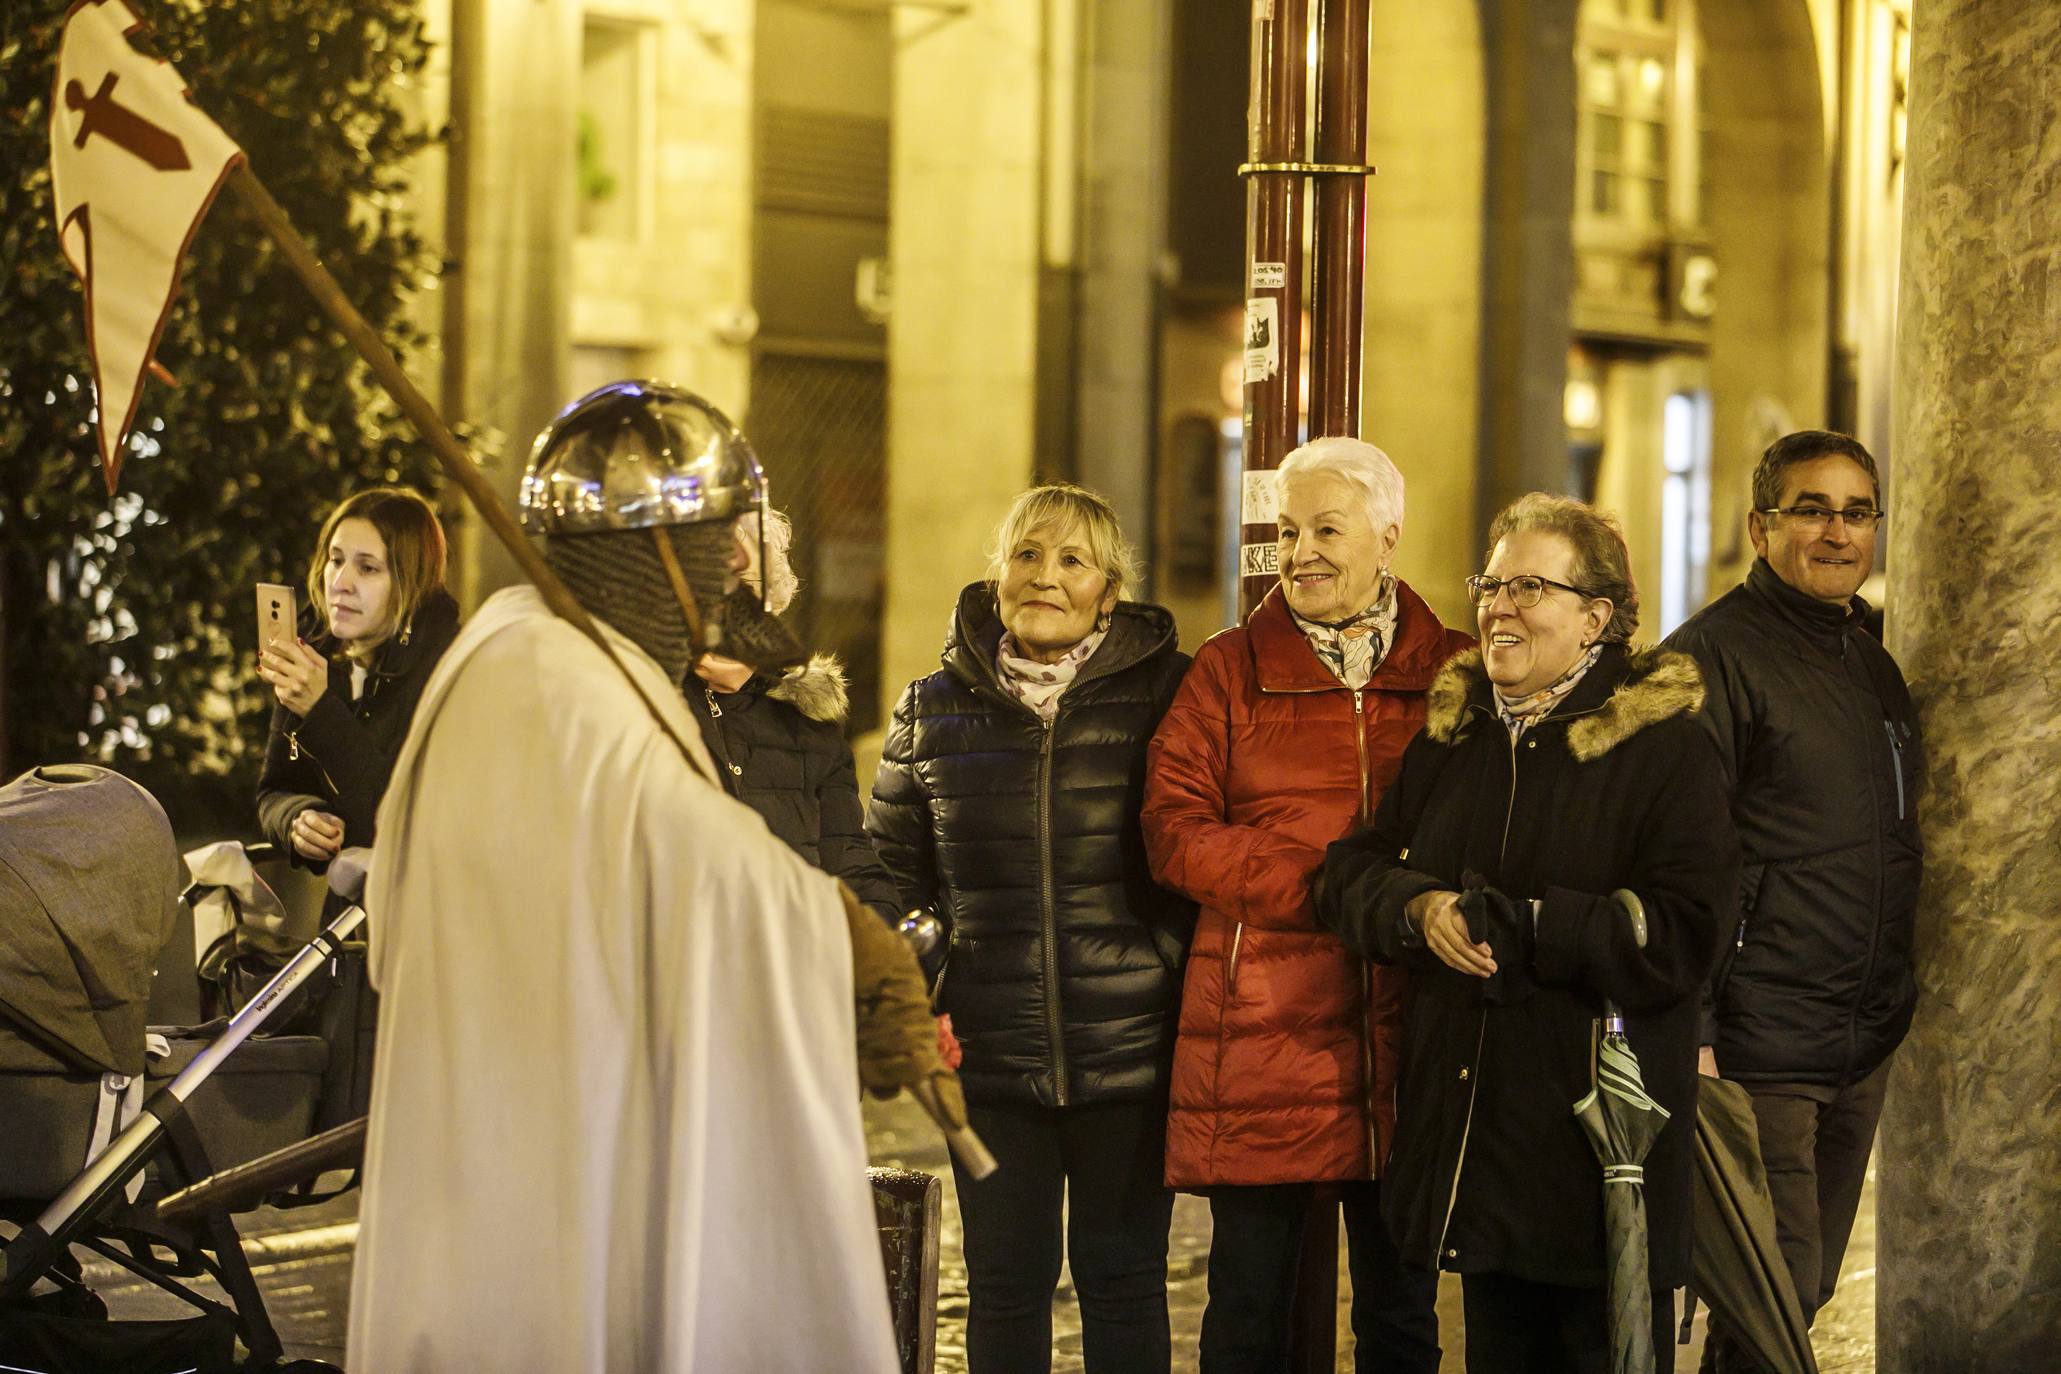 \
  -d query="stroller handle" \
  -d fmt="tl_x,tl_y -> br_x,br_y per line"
2,904 -> 368,1299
